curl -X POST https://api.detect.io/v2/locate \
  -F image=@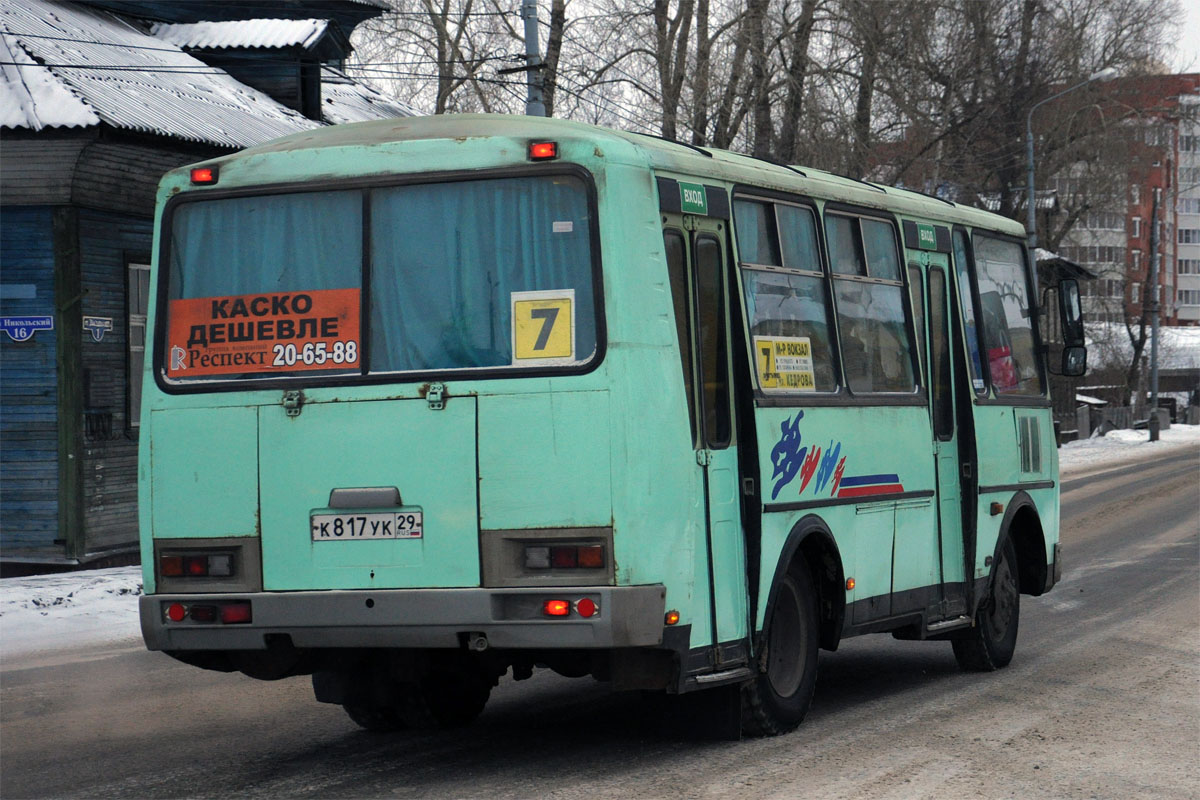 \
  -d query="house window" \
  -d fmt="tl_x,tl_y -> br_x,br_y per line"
1179,259 -> 1200,275
1131,283 -> 1140,304
1178,289 -> 1200,306
1131,217 -> 1141,238
1132,250 -> 1142,272
1179,229 -> 1200,245
127,260 -> 151,428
